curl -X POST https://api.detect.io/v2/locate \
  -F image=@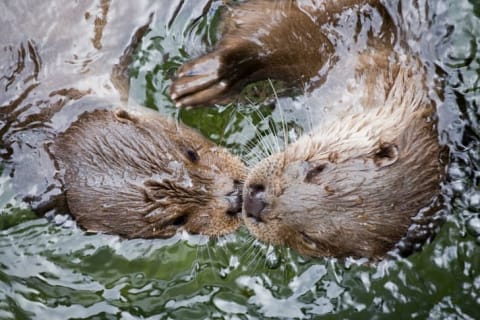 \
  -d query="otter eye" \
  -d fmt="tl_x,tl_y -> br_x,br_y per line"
305,163 -> 327,183
172,213 -> 189,226
185,148 -> 200,163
